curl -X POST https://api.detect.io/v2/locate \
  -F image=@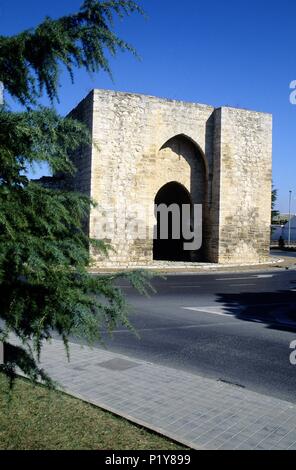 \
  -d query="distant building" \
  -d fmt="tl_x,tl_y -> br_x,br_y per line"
271,215 -> 296,242
272,213 -> 291,225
